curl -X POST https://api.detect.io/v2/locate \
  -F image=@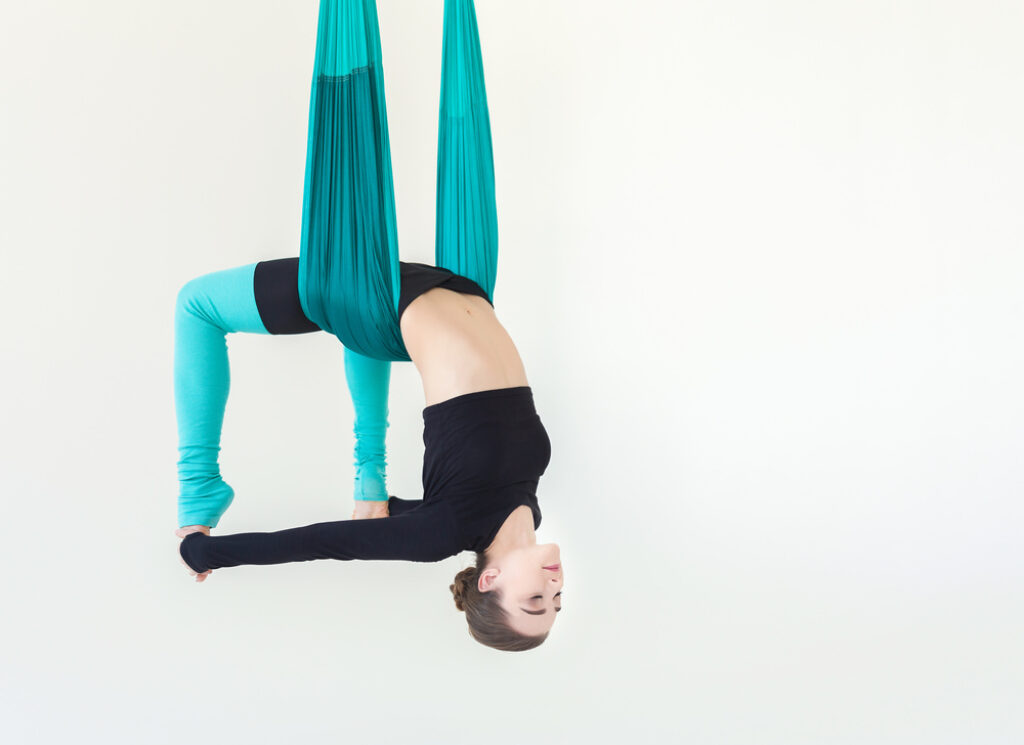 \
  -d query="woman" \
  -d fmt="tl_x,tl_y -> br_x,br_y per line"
173,260 -> 563,650
173,0 -> 563,652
